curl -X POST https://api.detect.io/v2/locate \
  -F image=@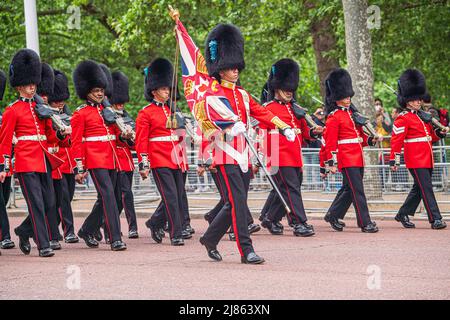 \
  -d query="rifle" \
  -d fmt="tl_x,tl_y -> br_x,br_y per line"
34,94 -> 70,132
349,104 -> 379,138
101,105 -> 136,143
382,82 -> 449,132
